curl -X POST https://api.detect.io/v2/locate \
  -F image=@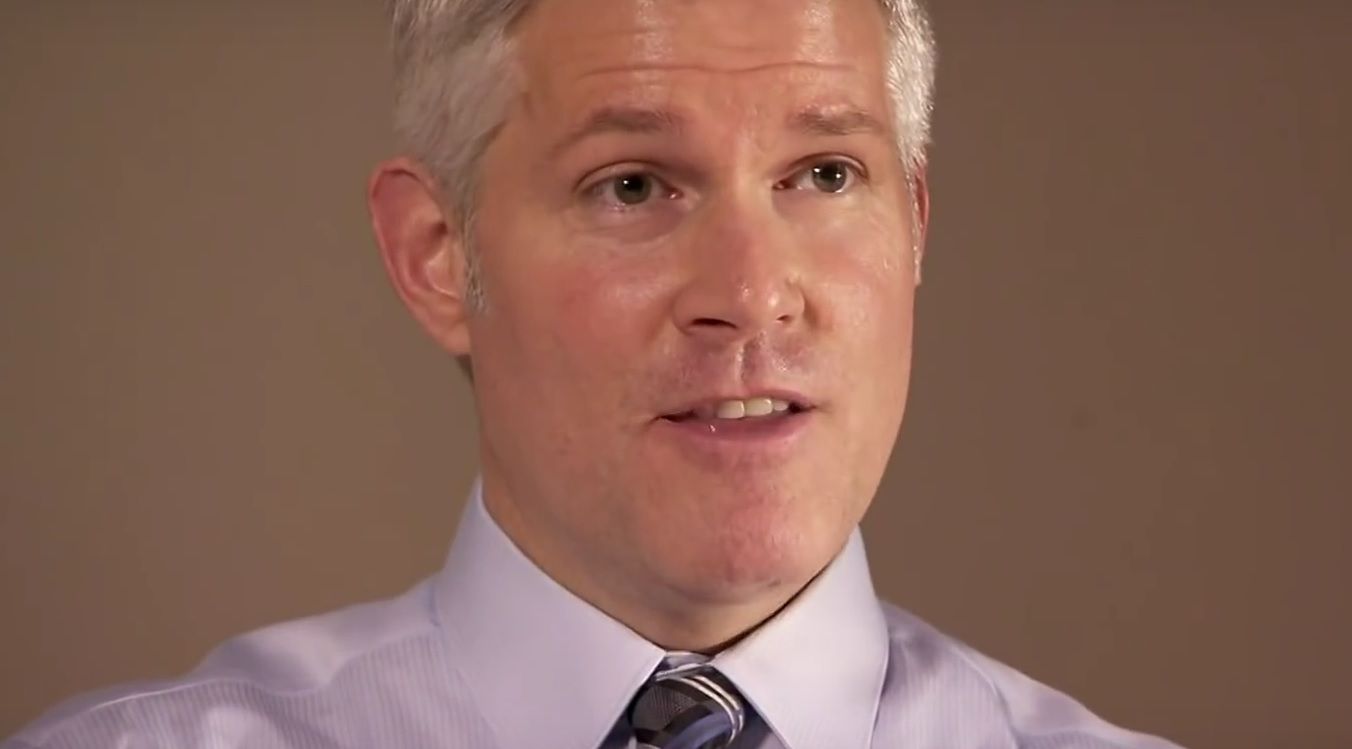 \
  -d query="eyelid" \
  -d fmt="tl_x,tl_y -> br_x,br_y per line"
779,155 -> 869,190
576,155 -> 867,199
810,155 -> 868,179
578,164 -> 680,210
578,162 -> 668,193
